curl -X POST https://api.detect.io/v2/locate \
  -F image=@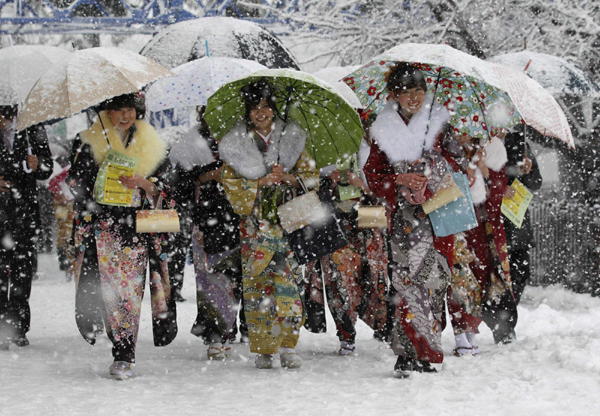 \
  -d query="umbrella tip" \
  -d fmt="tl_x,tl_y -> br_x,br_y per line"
205,40 -> 210,58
